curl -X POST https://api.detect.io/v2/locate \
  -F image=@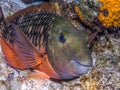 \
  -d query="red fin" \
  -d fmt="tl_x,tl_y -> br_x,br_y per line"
28,71 -> 50,79
11,24 -> 42,68
0,34 -> 26,69
35,55 -> 60,79
20,71 -> 50,82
